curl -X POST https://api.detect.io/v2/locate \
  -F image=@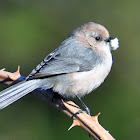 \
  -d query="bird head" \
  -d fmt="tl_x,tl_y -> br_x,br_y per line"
72,22 -> 119,54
